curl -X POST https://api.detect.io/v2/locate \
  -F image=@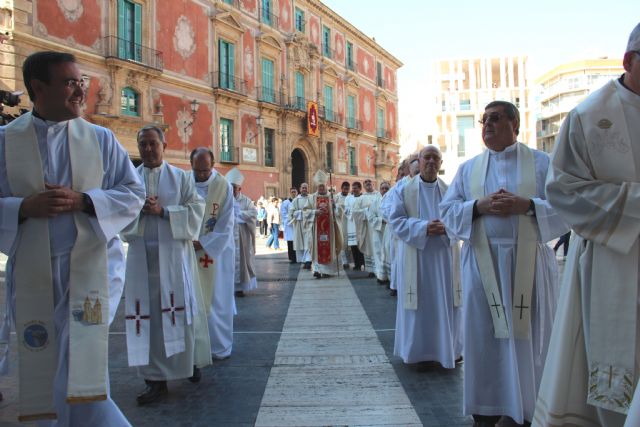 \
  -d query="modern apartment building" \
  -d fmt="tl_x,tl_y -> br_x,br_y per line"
0,0 -> 401,199
430,56 -> 533,182
535,58 -> 623,153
